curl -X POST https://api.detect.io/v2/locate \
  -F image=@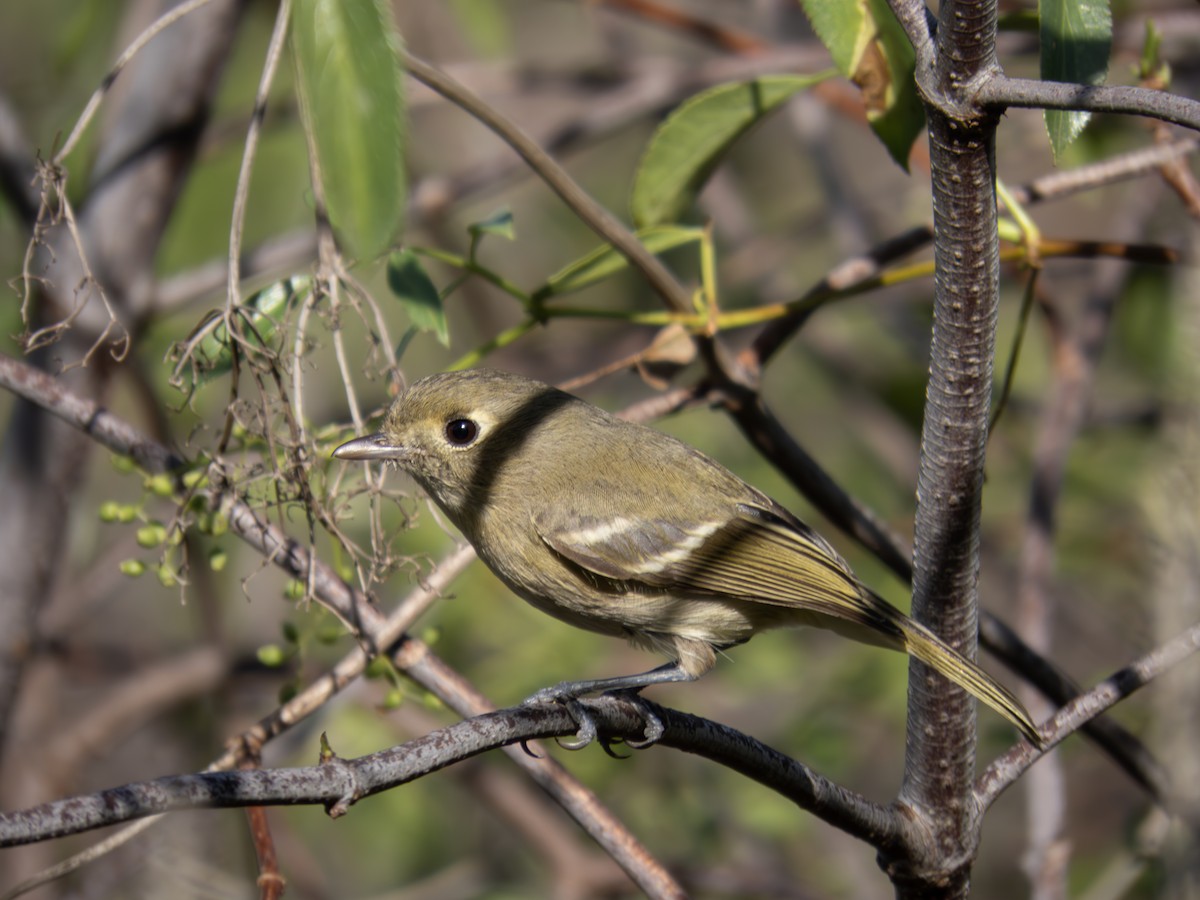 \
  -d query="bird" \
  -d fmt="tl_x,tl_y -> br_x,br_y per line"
333,368 -> 1041,747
